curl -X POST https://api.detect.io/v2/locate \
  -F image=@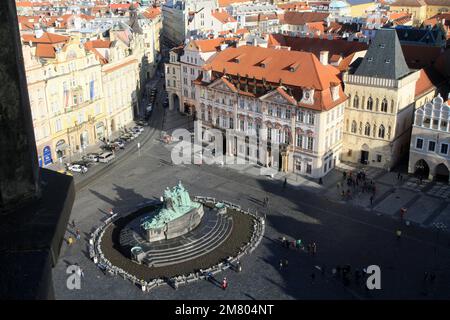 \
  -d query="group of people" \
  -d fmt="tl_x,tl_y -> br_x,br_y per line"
280,236 -> 317,255
67,220 -> 81,246
338,170 -> 377,201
